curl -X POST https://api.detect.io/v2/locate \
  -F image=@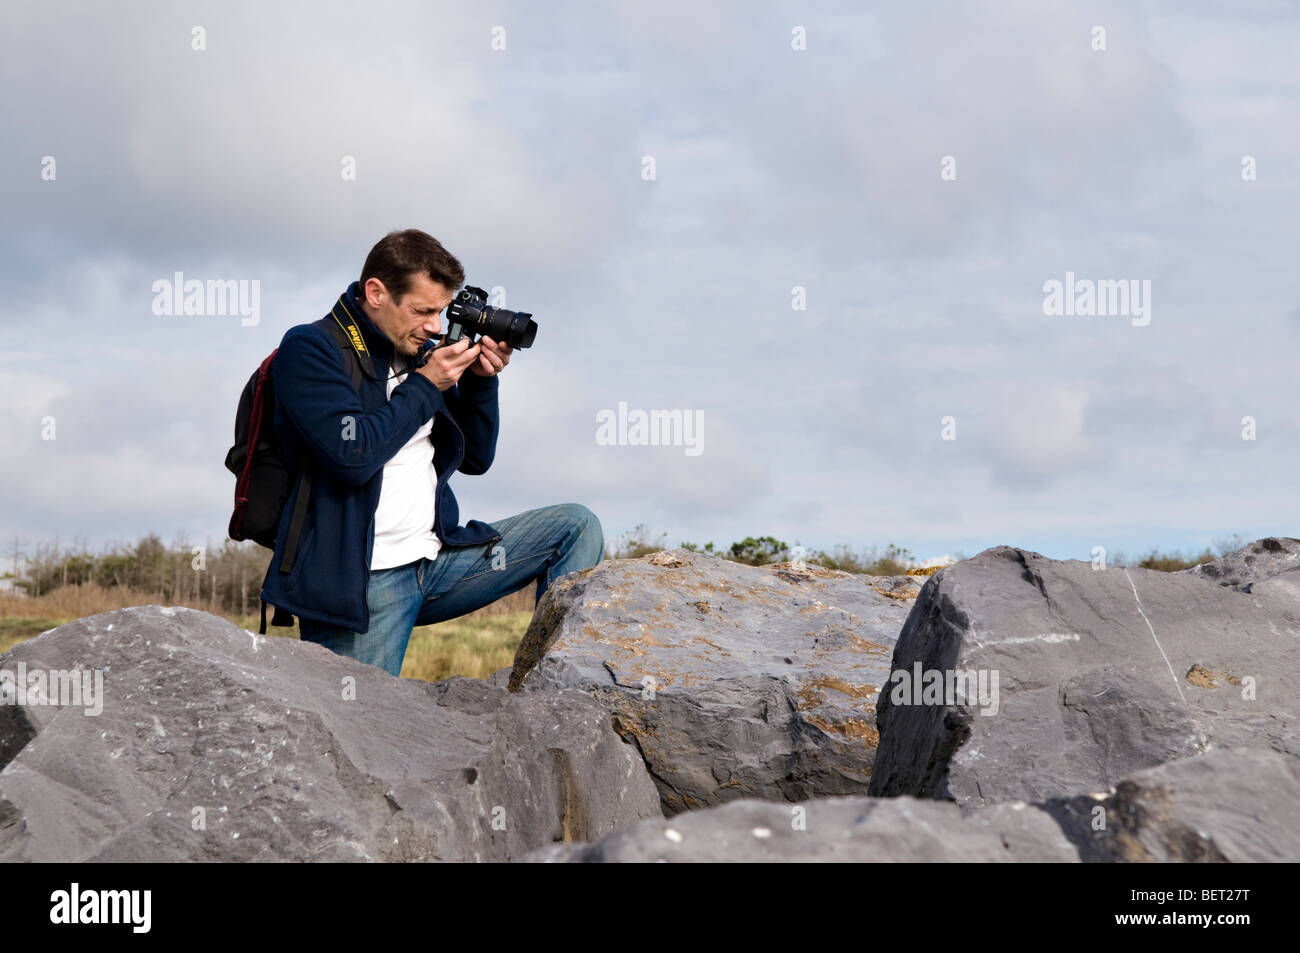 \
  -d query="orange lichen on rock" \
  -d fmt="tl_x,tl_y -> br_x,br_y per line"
1186,664 -> 1242,688
872,585 -> 920,601
804,713 -> 880,747
796,676 -> 880,712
